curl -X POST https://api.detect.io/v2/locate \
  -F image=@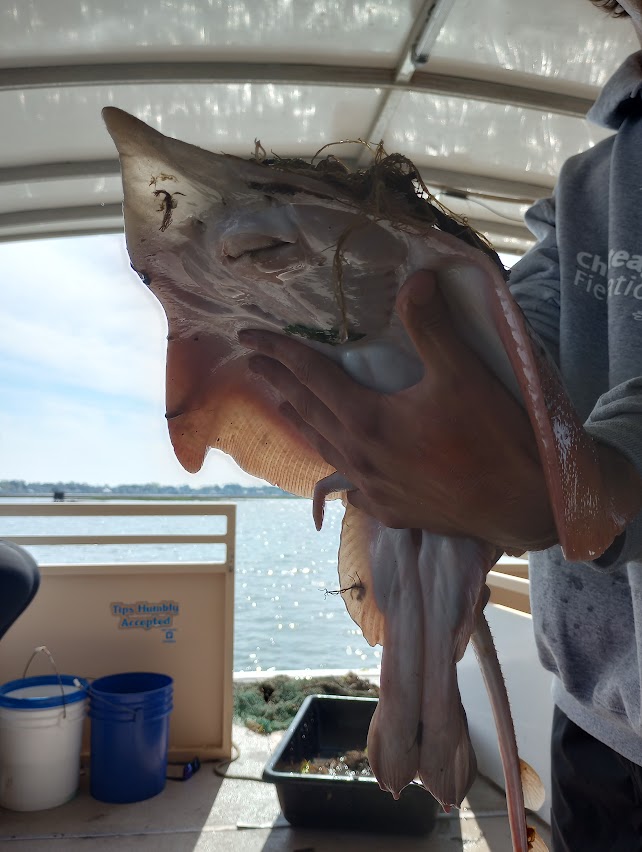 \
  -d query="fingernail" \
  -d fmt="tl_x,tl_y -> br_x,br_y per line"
436,261 -> 486,290
402,270 -> 435,308
409,286 -> 432,308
